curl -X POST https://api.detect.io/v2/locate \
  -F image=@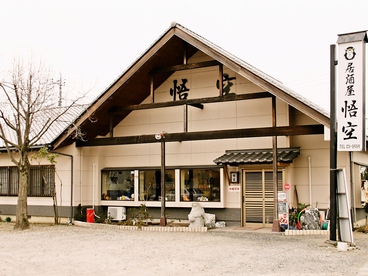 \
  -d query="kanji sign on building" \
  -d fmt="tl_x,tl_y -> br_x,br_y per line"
337,32 -> 367,151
